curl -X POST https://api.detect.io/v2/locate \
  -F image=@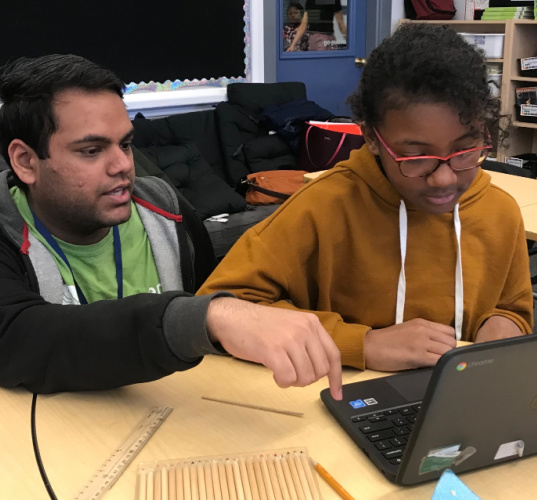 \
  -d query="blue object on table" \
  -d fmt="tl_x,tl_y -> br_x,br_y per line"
431,470 -> 481,500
